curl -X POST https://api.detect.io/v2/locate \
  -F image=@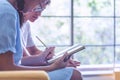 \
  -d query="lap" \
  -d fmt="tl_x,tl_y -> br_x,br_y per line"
48,67 -> 74,80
